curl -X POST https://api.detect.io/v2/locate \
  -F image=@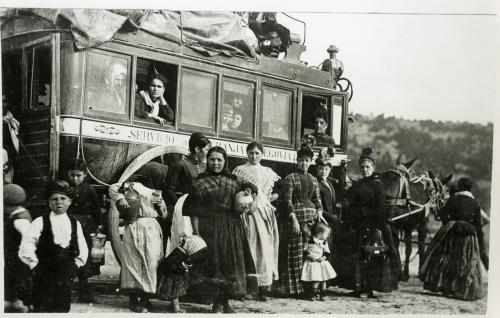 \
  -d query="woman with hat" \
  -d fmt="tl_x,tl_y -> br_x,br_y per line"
19,180 -> 88,312
313,147 -> 341,279
276,139 -> 325,297
135,67 -> 174,126
419,177 -> 487,300
342,148 -> 401,298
